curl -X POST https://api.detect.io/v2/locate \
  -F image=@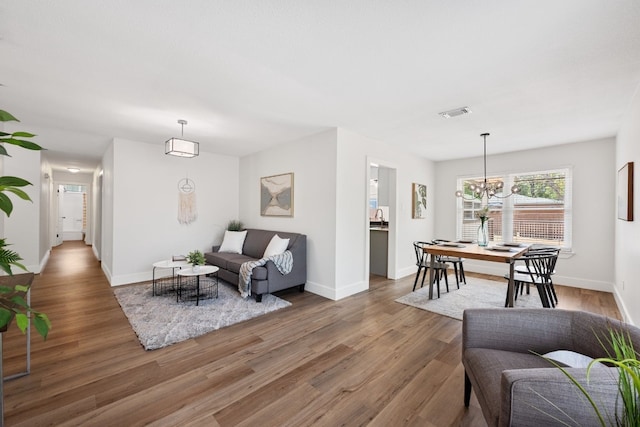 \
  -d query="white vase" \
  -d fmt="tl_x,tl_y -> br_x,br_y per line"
193,265 -> 200,273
